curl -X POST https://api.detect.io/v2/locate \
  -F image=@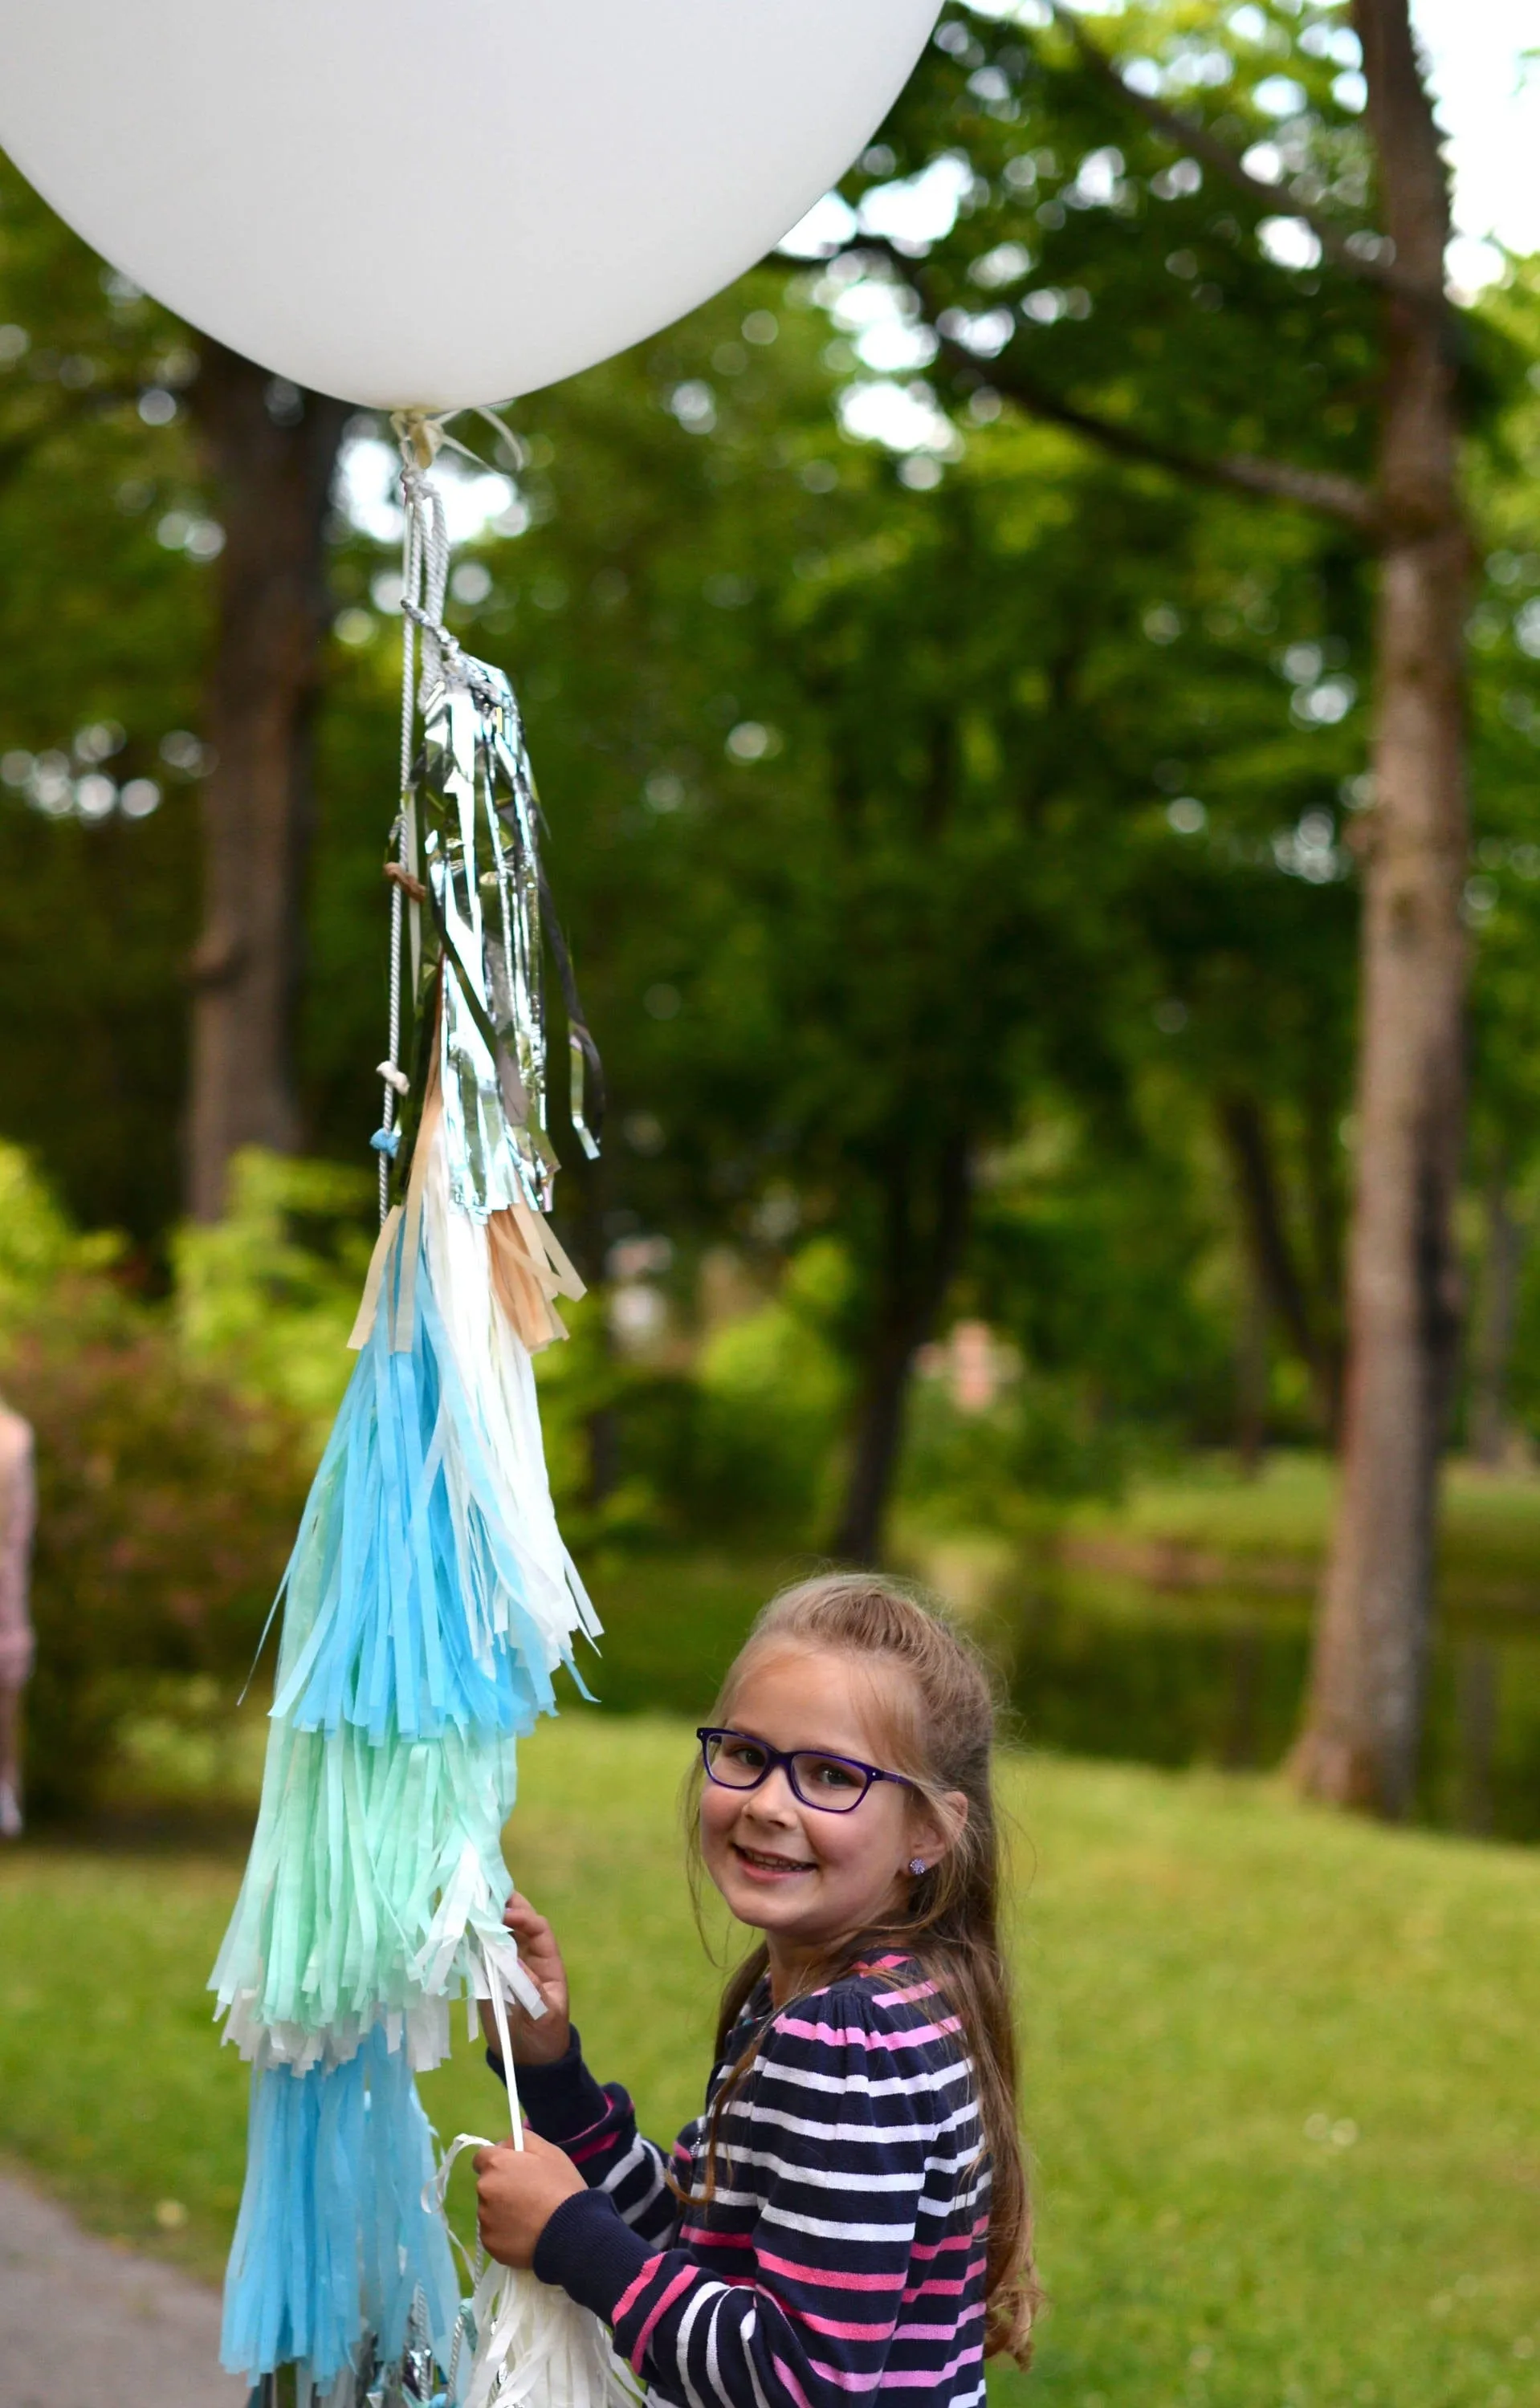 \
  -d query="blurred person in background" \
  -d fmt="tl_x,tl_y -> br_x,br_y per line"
0,1397 -> 35,1837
